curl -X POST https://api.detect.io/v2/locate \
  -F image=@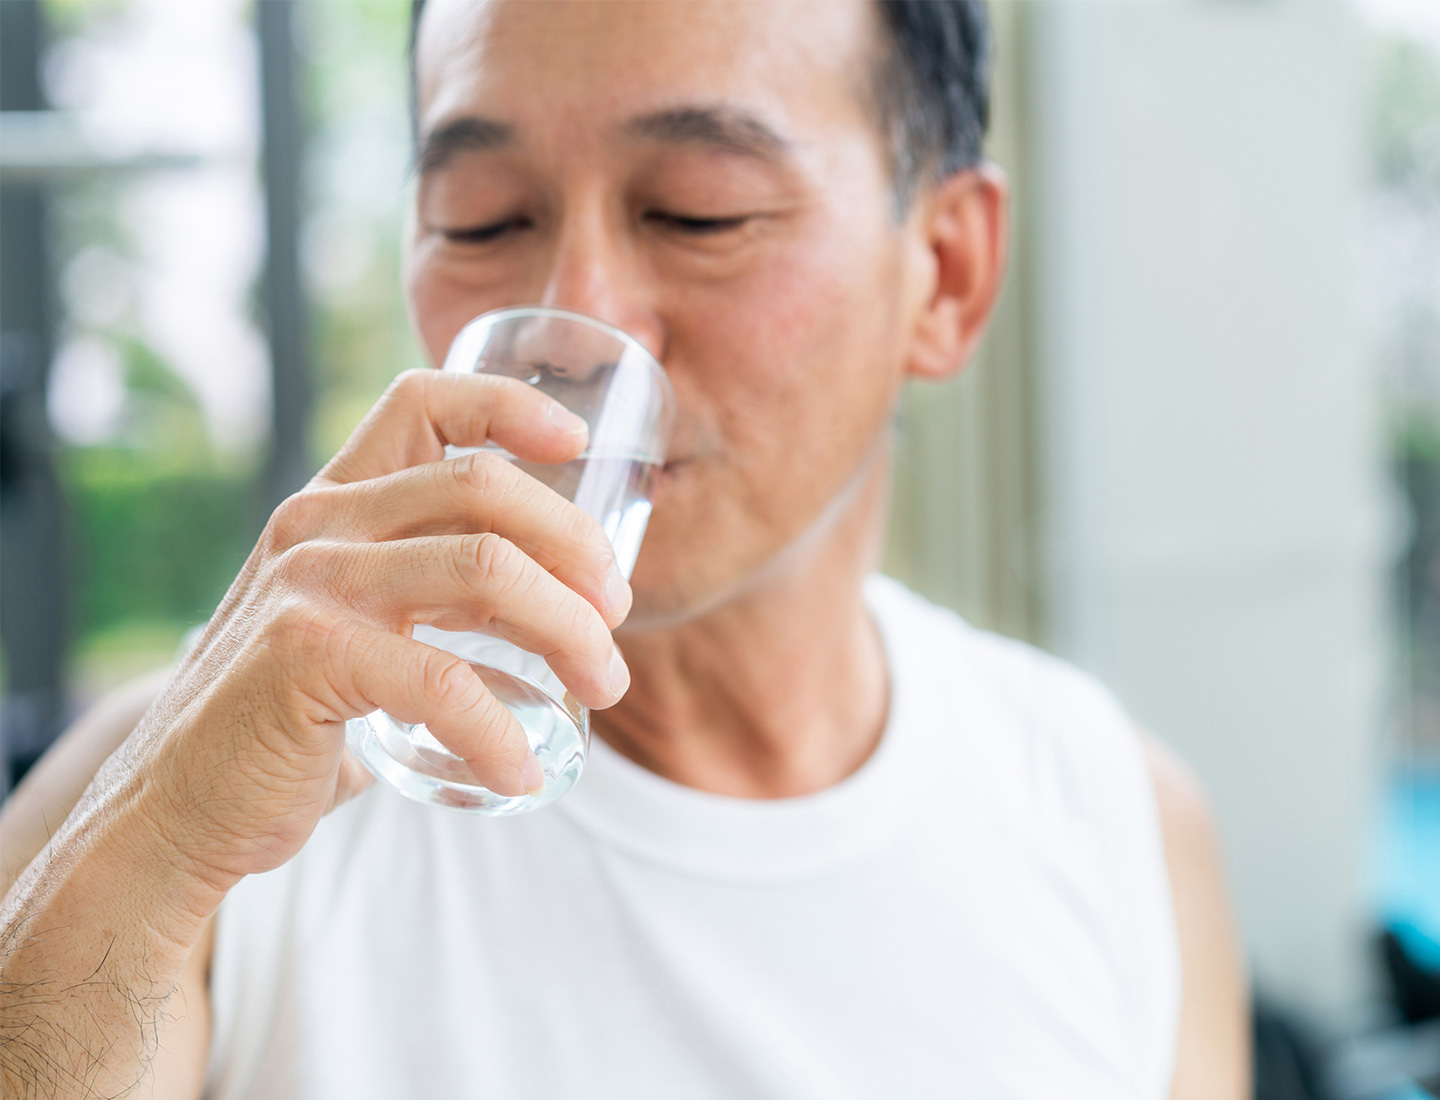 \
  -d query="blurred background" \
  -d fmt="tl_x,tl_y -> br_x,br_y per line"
0,0 -> 1437,1096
